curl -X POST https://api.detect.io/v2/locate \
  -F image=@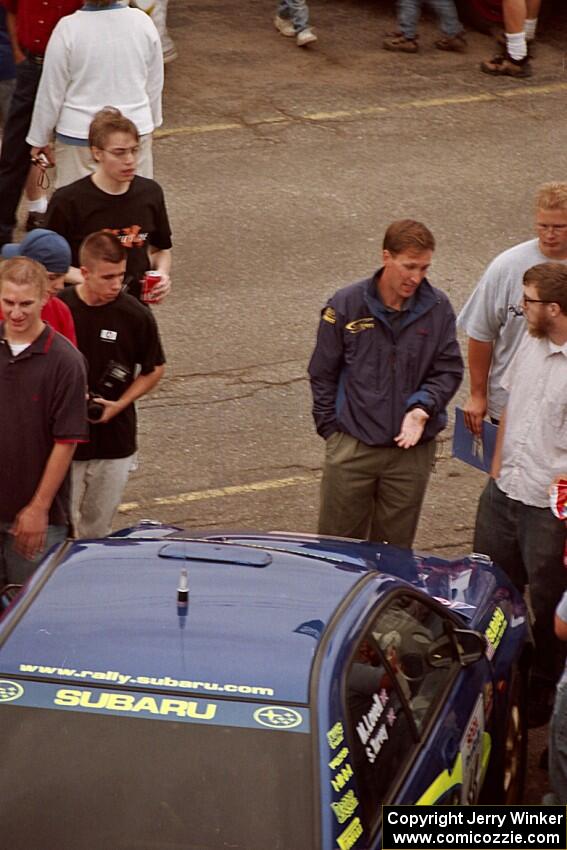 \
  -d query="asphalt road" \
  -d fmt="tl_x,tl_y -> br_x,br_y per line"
26,0 -> 567,806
